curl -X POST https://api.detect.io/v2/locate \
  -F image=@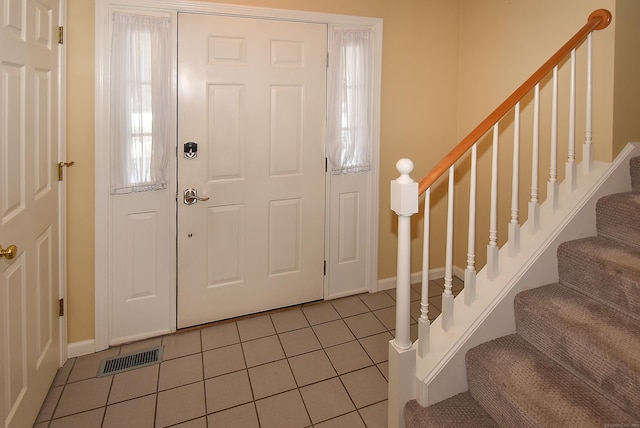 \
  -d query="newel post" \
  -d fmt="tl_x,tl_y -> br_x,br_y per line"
388,158 -> 418,428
